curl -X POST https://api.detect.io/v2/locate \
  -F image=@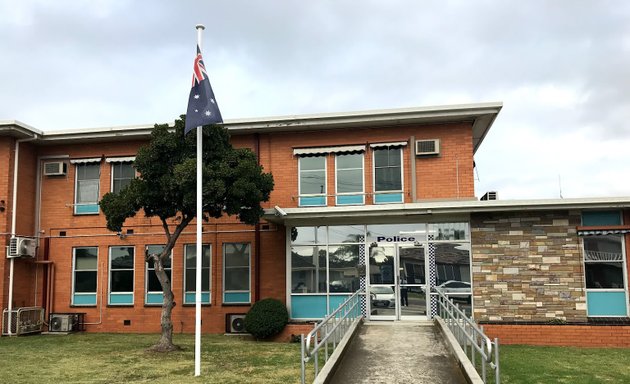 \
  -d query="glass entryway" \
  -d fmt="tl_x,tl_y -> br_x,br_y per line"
368,244 -> 428,320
